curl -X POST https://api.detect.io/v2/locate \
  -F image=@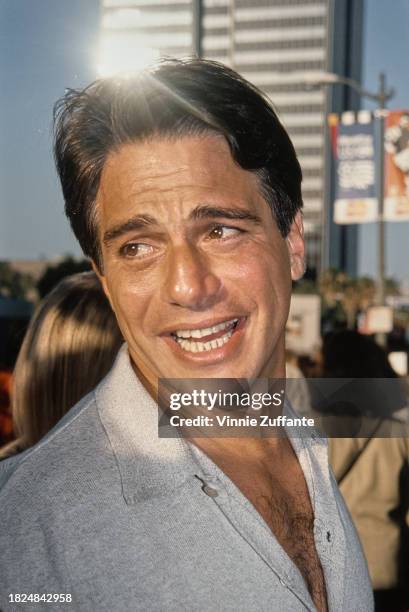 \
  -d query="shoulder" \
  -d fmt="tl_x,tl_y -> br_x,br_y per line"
0,380 -> 128,597
0,389 -> 118,516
